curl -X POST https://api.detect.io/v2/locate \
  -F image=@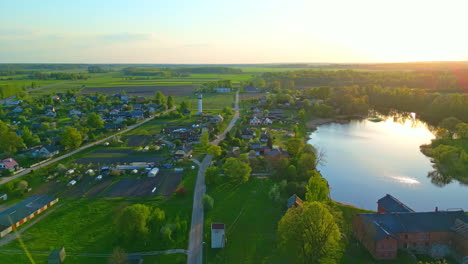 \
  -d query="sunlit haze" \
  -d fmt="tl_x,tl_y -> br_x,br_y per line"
2,0 -> 468,63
